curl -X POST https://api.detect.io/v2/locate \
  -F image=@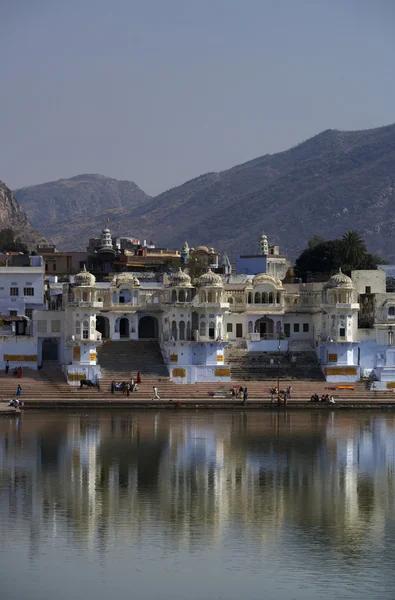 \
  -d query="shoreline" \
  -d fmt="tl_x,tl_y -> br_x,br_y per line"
2,397 -> 395,412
